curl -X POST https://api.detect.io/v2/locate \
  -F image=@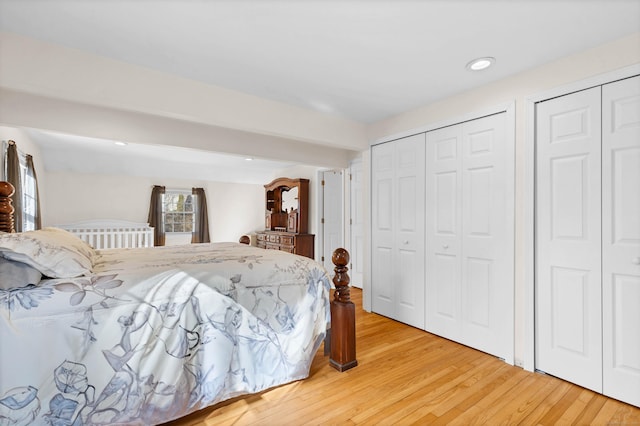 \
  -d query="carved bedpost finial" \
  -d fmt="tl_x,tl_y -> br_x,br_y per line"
332,247 -> 351,303
0,181 -> 16,233
330,247 -> 357,372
